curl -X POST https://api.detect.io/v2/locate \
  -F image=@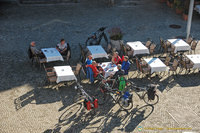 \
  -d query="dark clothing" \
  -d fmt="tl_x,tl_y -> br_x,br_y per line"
112,69 -> 124,79
122,61 -> 130,75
